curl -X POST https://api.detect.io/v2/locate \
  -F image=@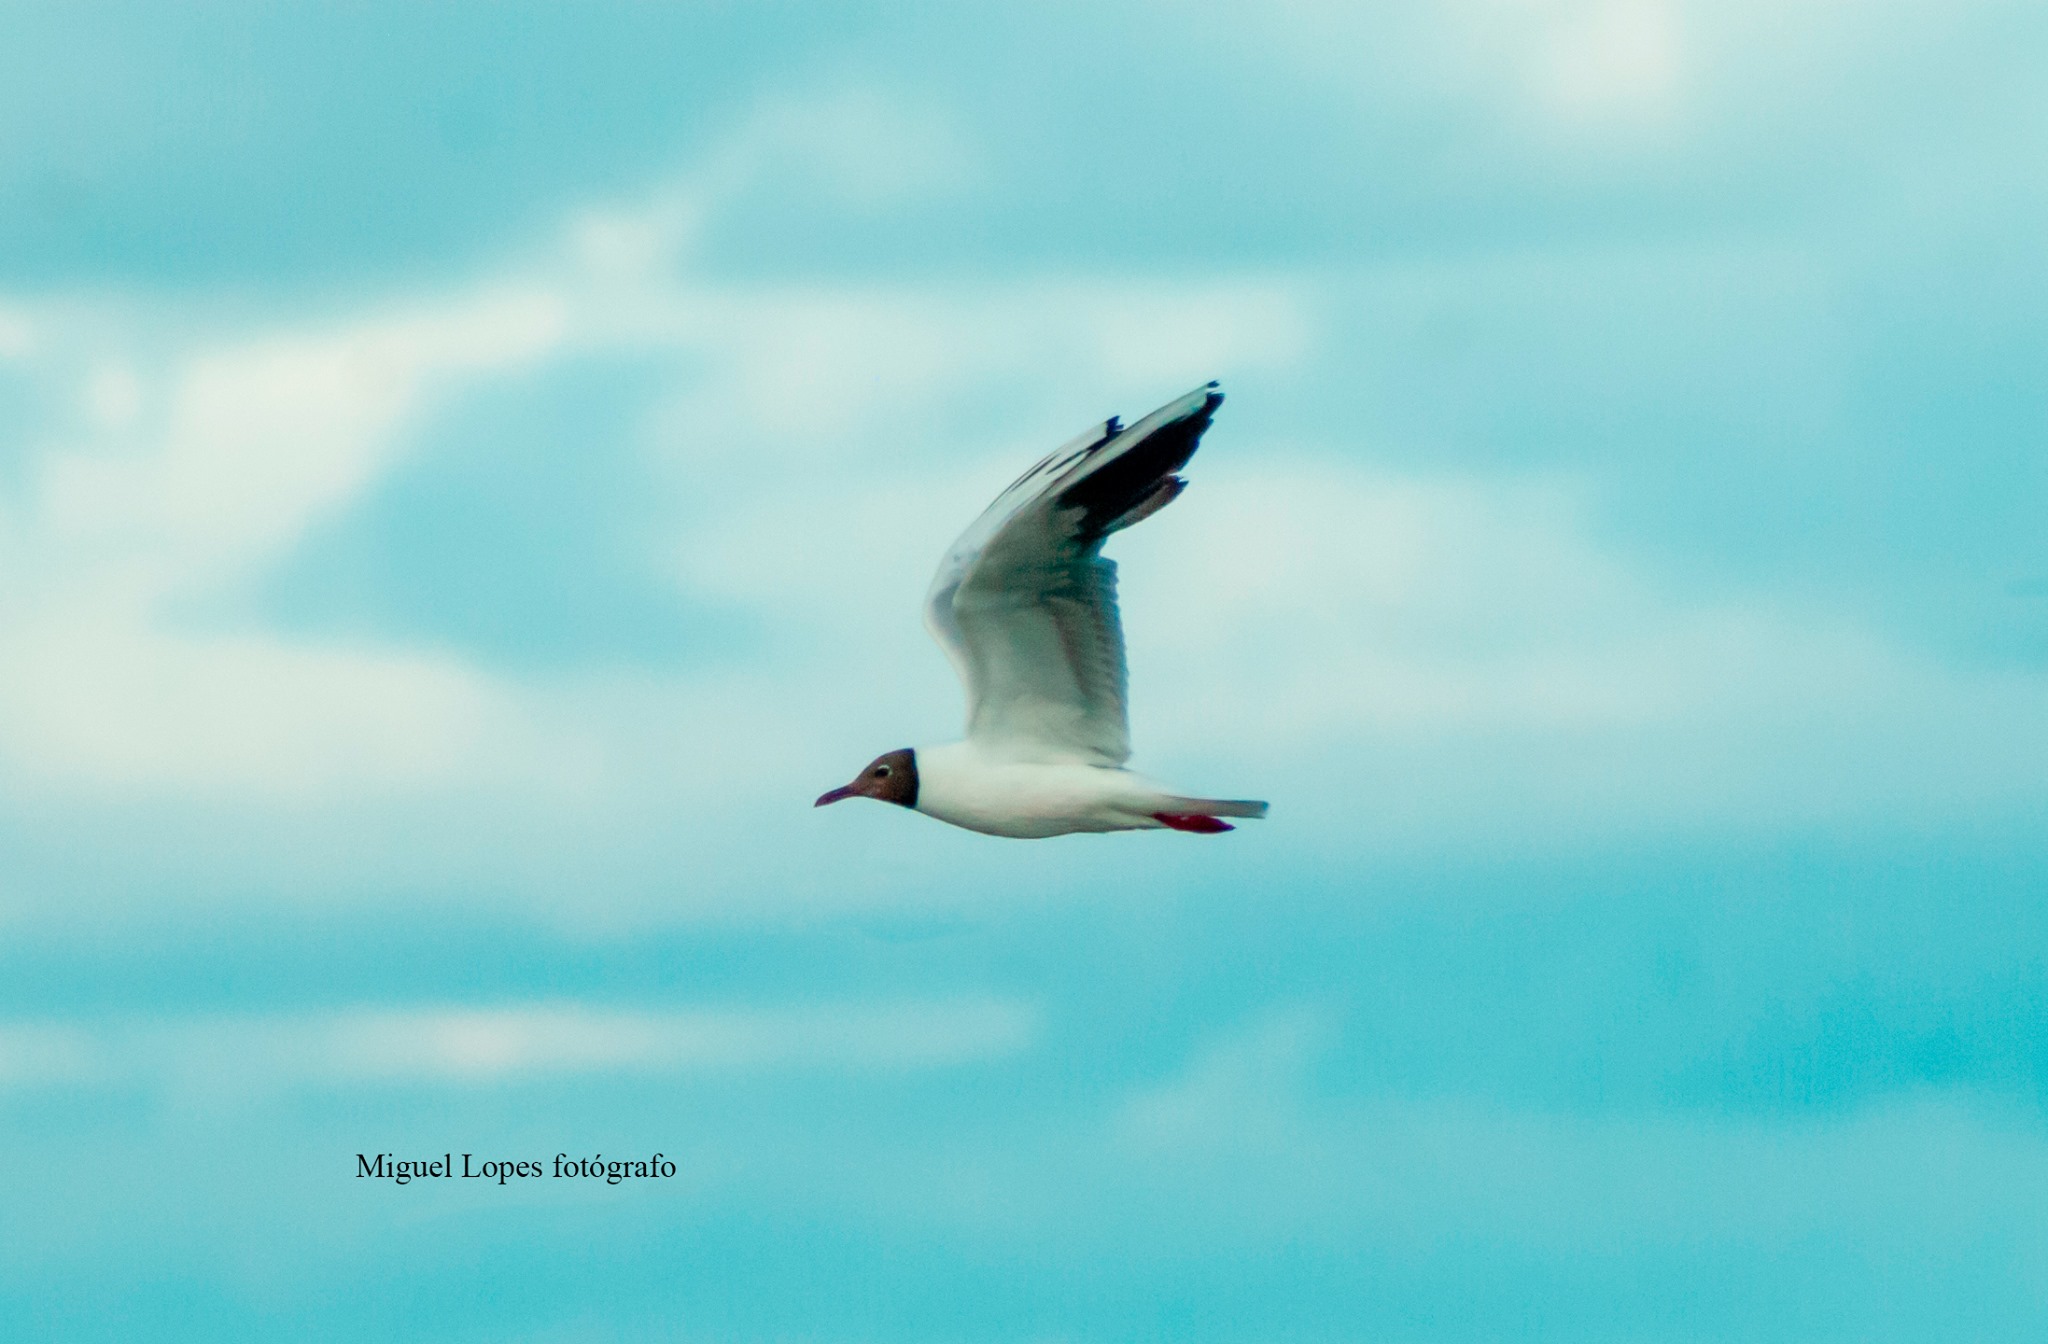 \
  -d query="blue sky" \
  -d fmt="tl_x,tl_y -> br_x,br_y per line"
1,2 -> 2045,1339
